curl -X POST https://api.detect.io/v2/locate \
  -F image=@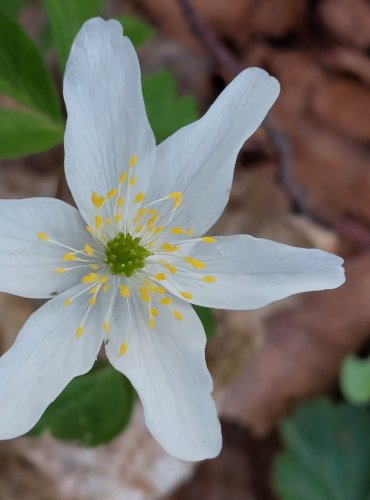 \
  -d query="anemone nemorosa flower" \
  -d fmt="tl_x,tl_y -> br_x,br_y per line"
0,18 -> 345,461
